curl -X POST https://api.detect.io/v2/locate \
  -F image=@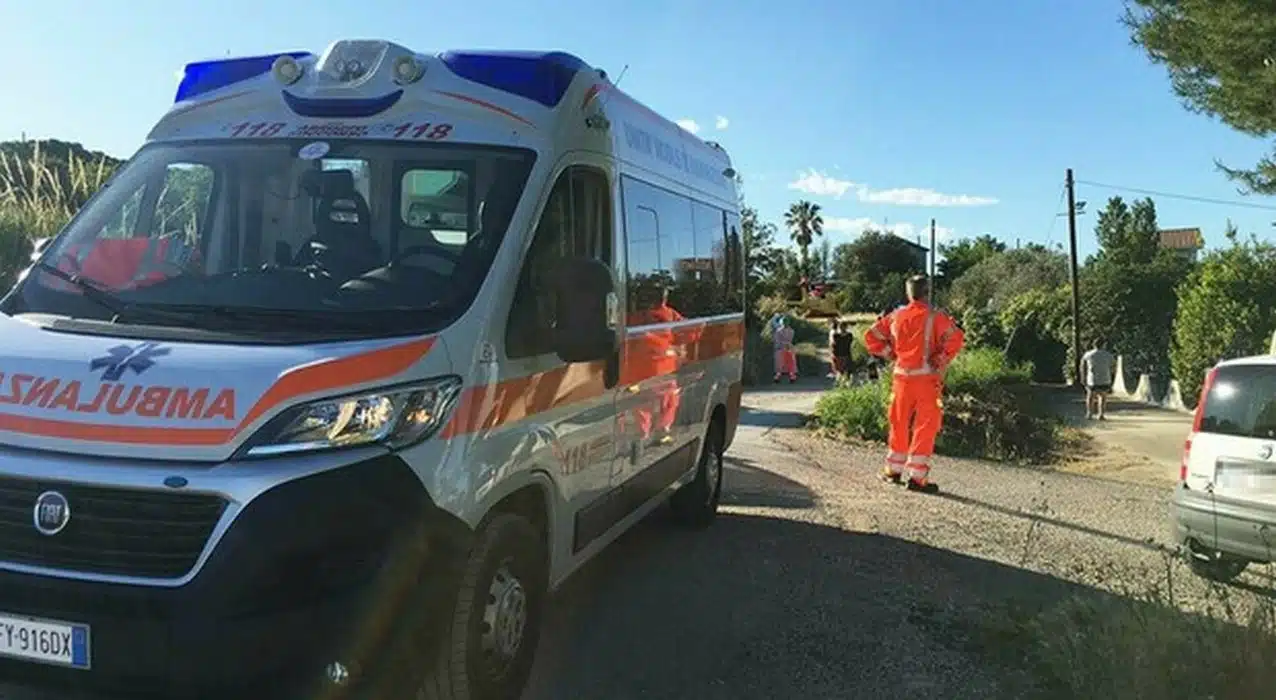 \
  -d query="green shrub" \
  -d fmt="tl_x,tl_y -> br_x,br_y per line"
0,142 -> 115,289
812,348 -> 1058,462
1170,238 -> 1276,401
813,379 -> 888,439
794,342 -> 827,377
961,306 -> 1005,349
